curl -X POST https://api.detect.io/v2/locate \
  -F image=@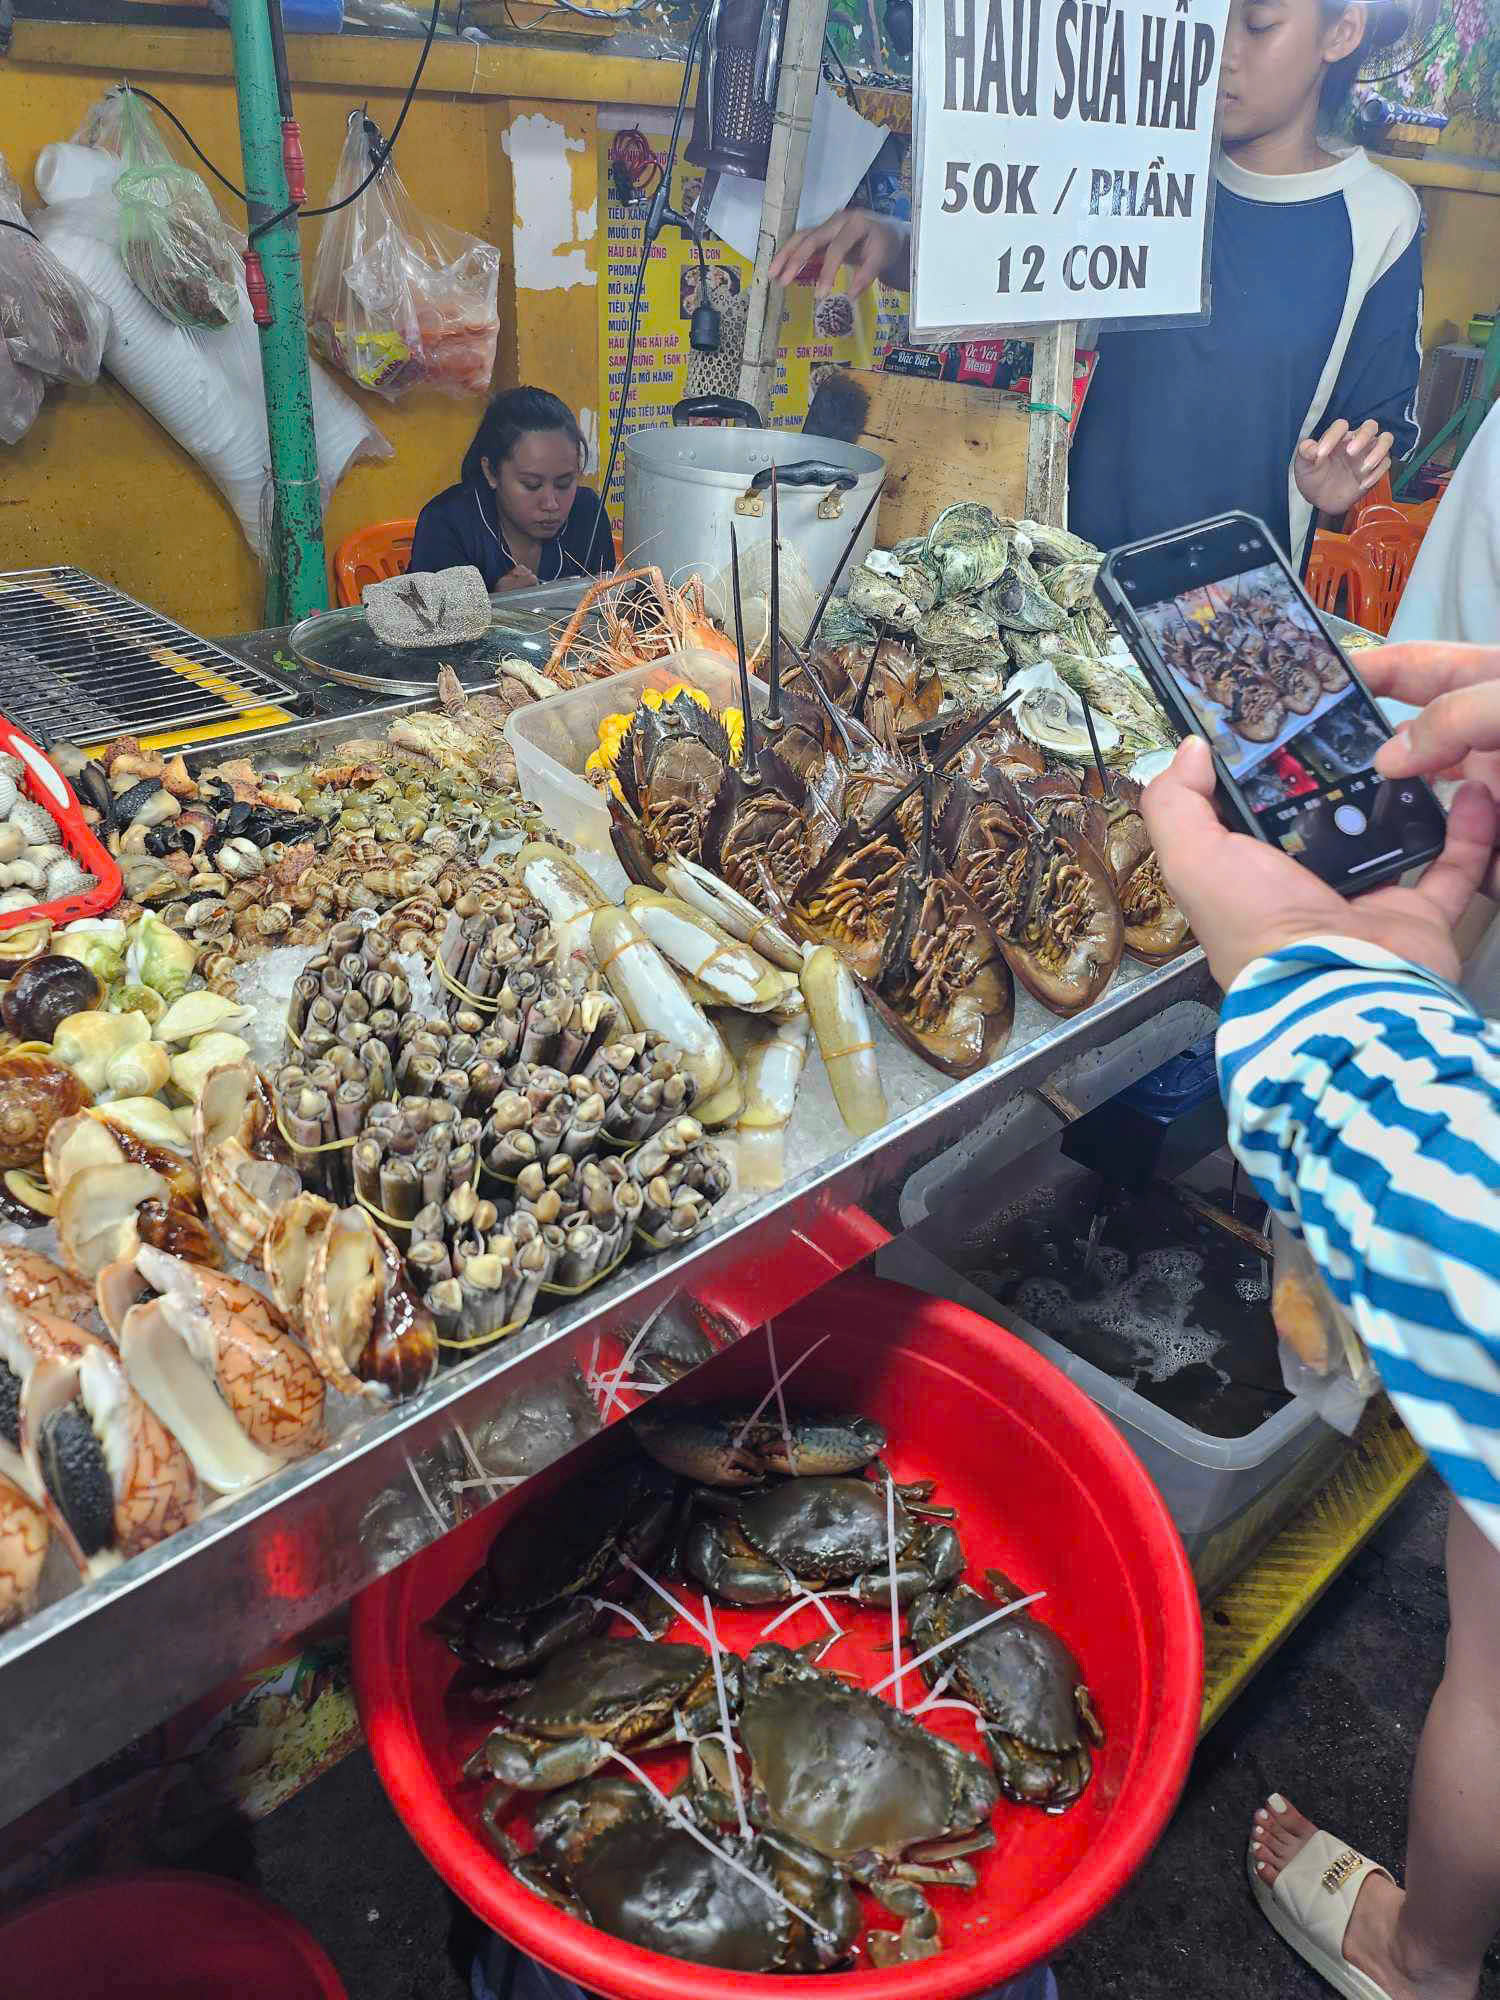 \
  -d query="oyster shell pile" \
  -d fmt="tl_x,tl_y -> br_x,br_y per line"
842,509 -> 1174,770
